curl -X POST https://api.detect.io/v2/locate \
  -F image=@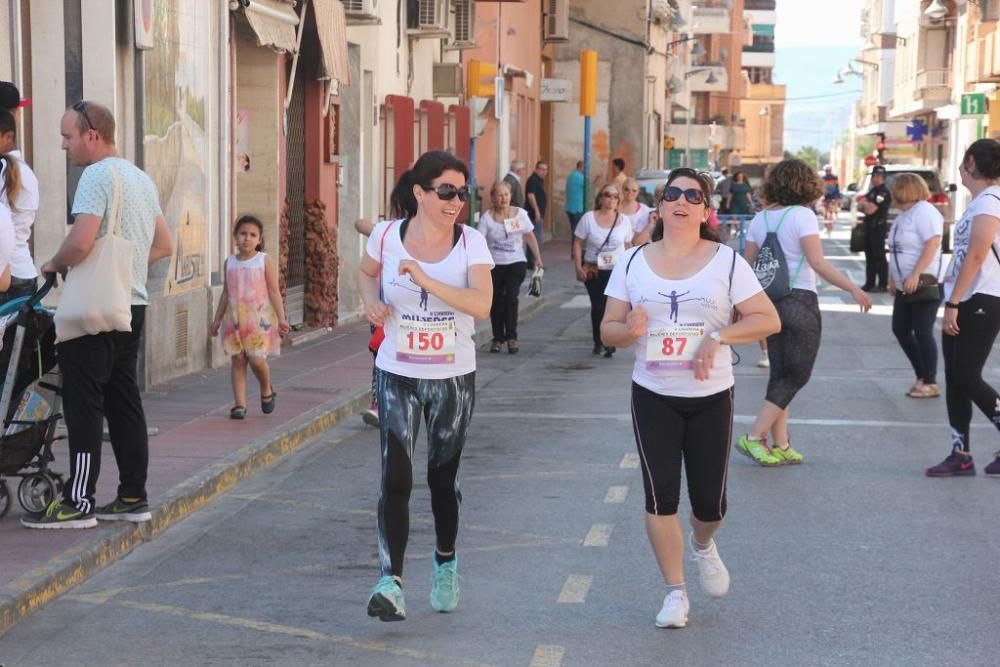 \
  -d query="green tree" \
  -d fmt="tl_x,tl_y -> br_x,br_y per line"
795,146 -> 830,171
855,136 -> 875,162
